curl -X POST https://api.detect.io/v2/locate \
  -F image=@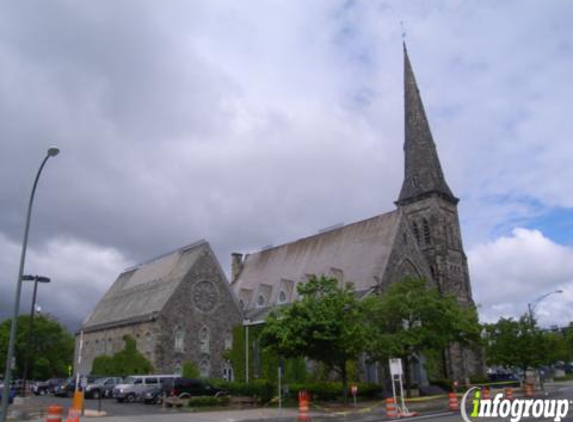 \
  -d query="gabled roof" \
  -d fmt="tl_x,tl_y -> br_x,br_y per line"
232,210 -> 403,309
83,240 -> 209,331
